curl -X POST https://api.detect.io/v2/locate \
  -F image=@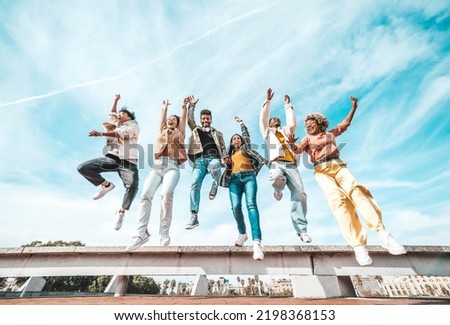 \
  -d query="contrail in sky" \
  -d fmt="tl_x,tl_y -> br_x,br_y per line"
0,1 -> 280,108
